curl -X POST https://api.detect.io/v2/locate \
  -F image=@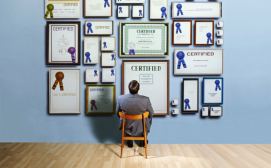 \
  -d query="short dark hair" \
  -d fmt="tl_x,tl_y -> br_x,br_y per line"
129,80 -> 140,94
